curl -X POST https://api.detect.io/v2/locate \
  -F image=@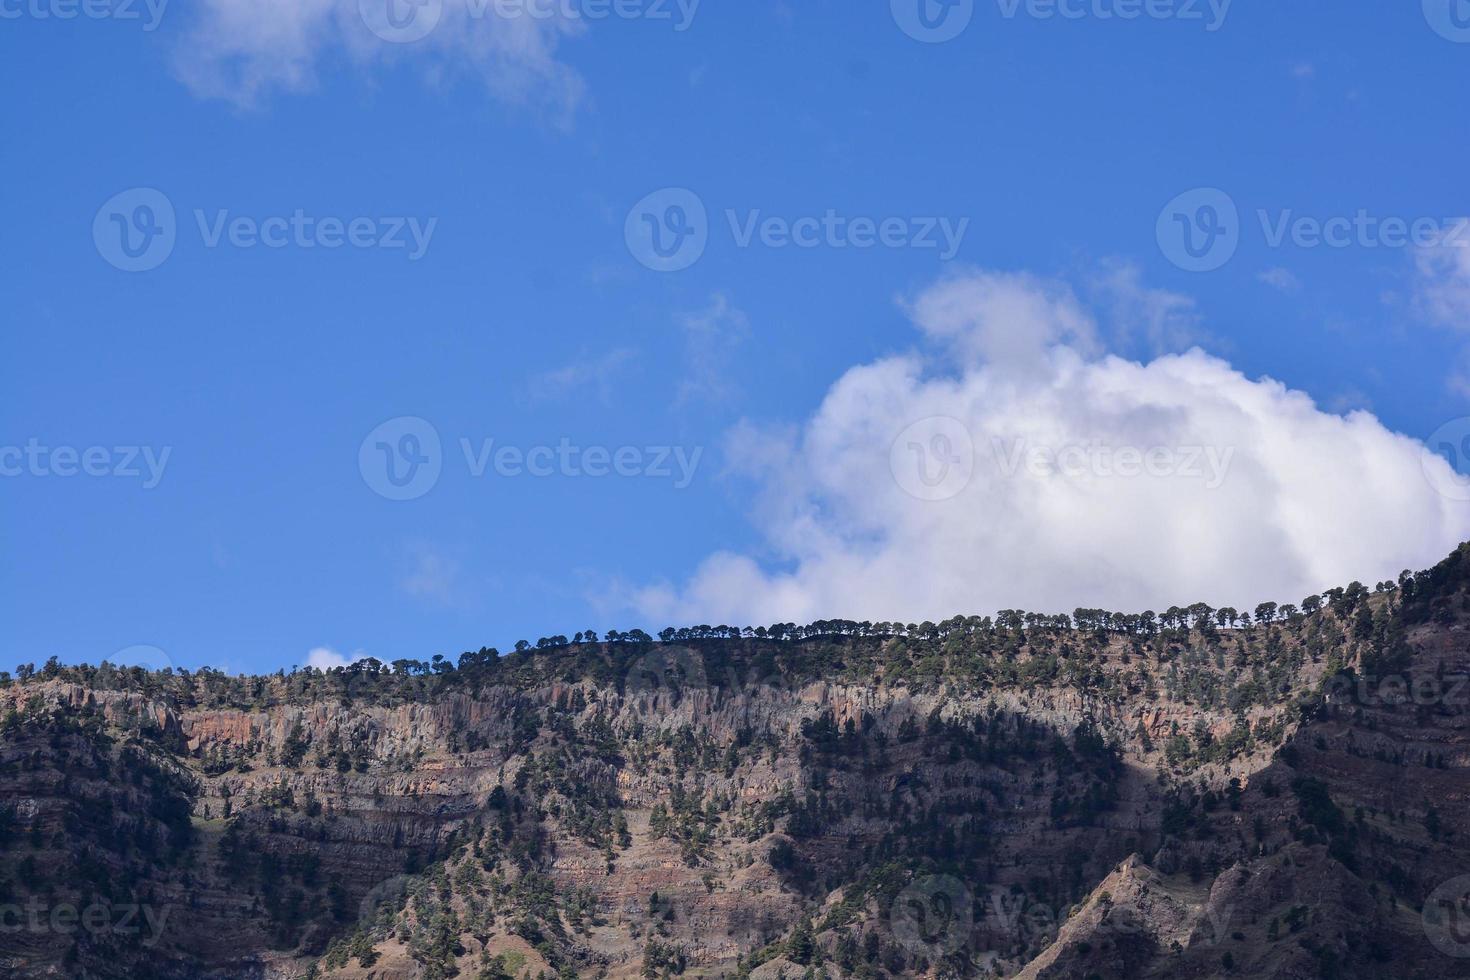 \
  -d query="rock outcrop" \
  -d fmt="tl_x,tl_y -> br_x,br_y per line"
4,545 -> 1470,978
